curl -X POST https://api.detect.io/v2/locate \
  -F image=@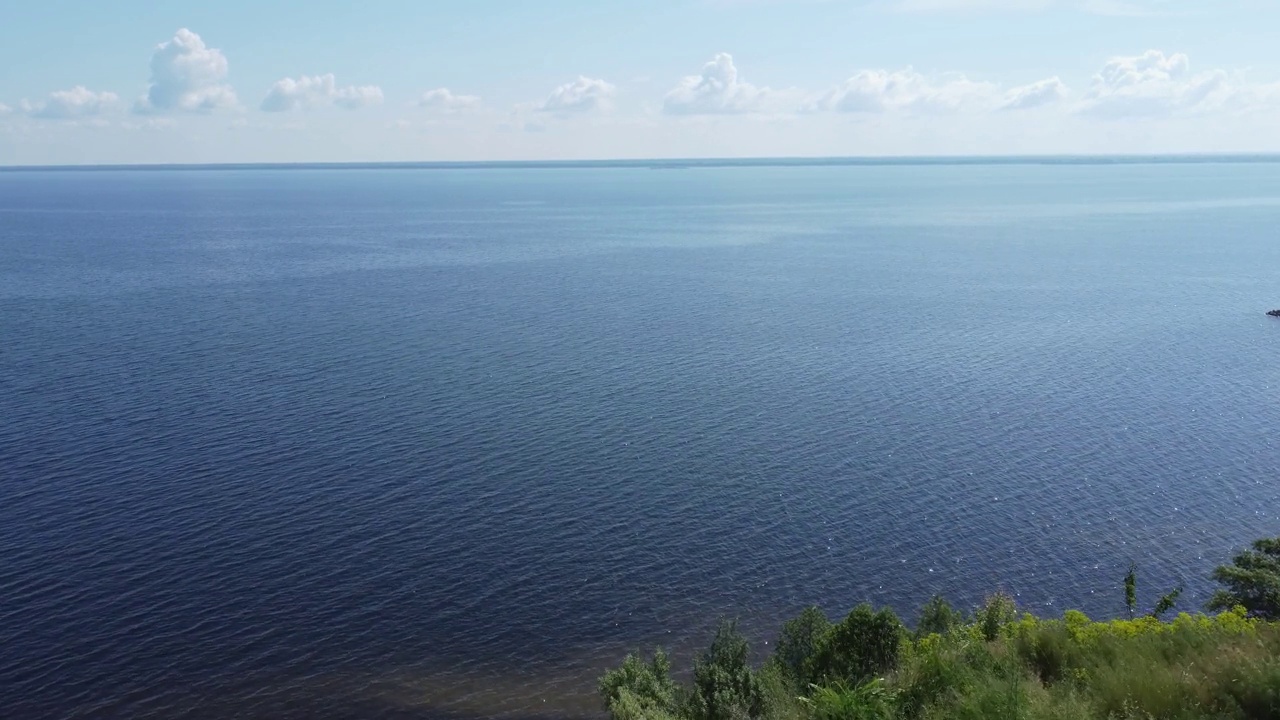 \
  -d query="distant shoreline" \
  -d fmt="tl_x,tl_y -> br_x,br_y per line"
6,153 -> 1280,172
